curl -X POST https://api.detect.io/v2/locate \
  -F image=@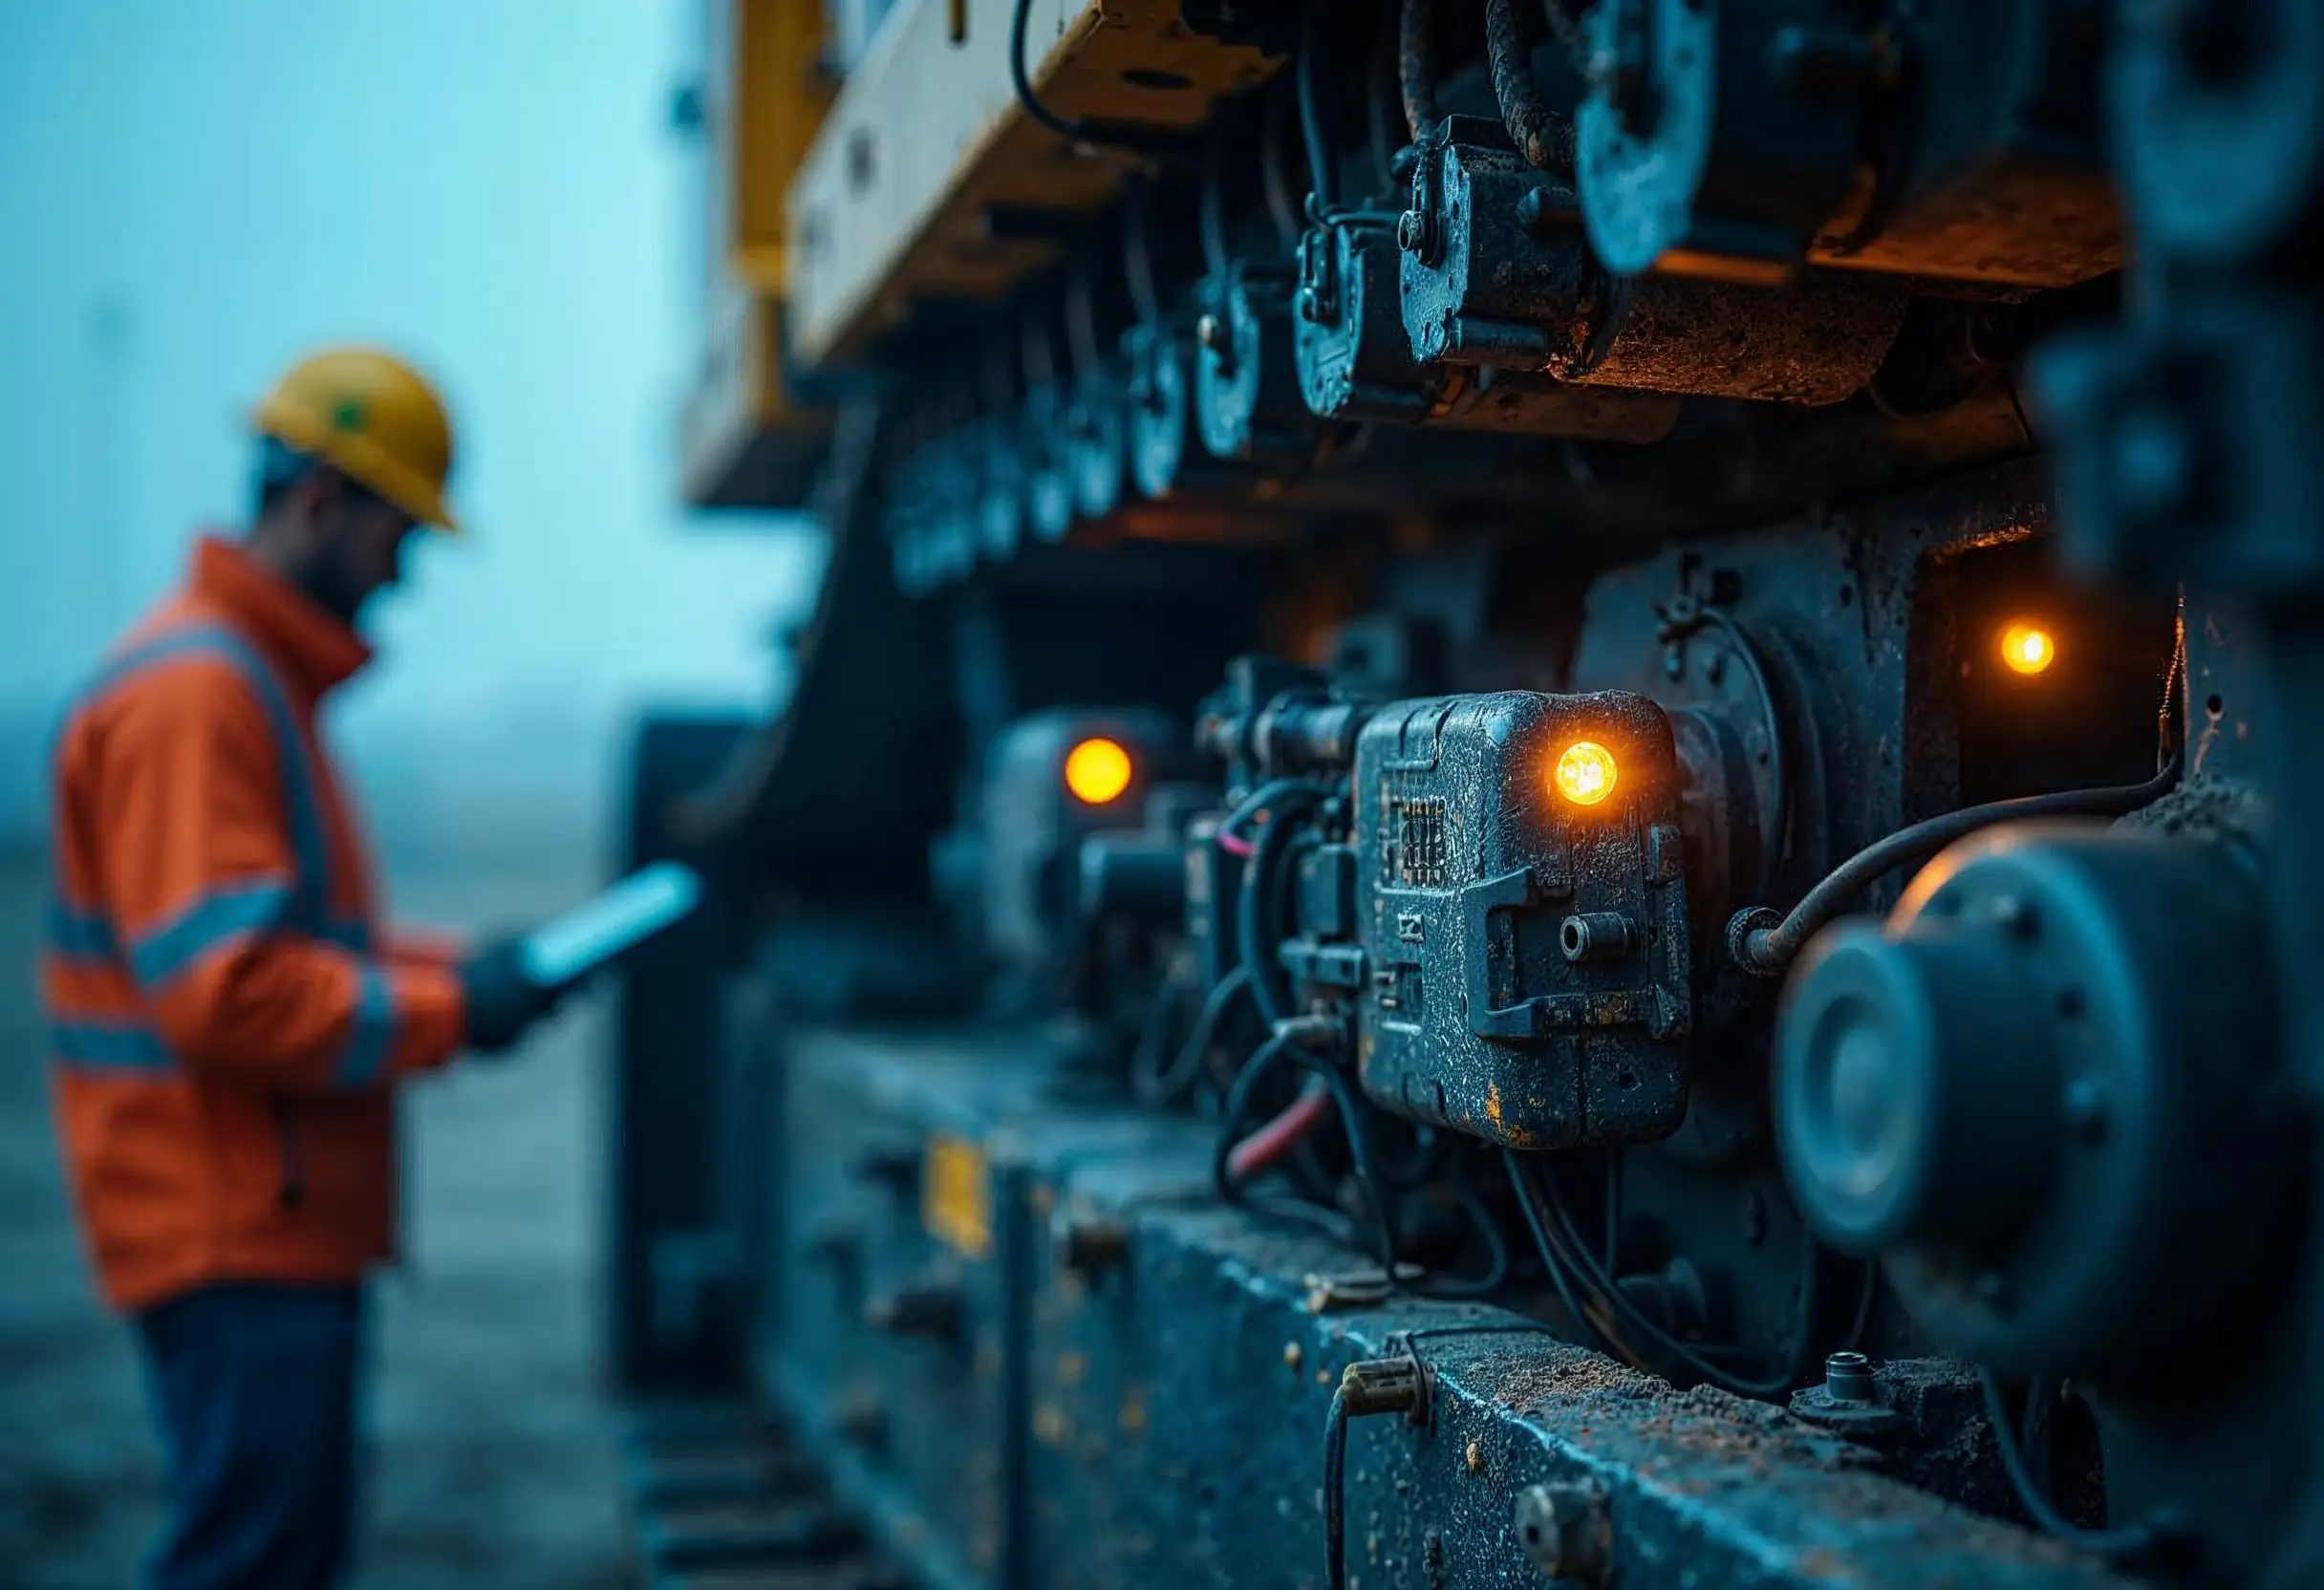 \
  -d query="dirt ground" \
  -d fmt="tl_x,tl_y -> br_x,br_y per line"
0,851 -> 629,1589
